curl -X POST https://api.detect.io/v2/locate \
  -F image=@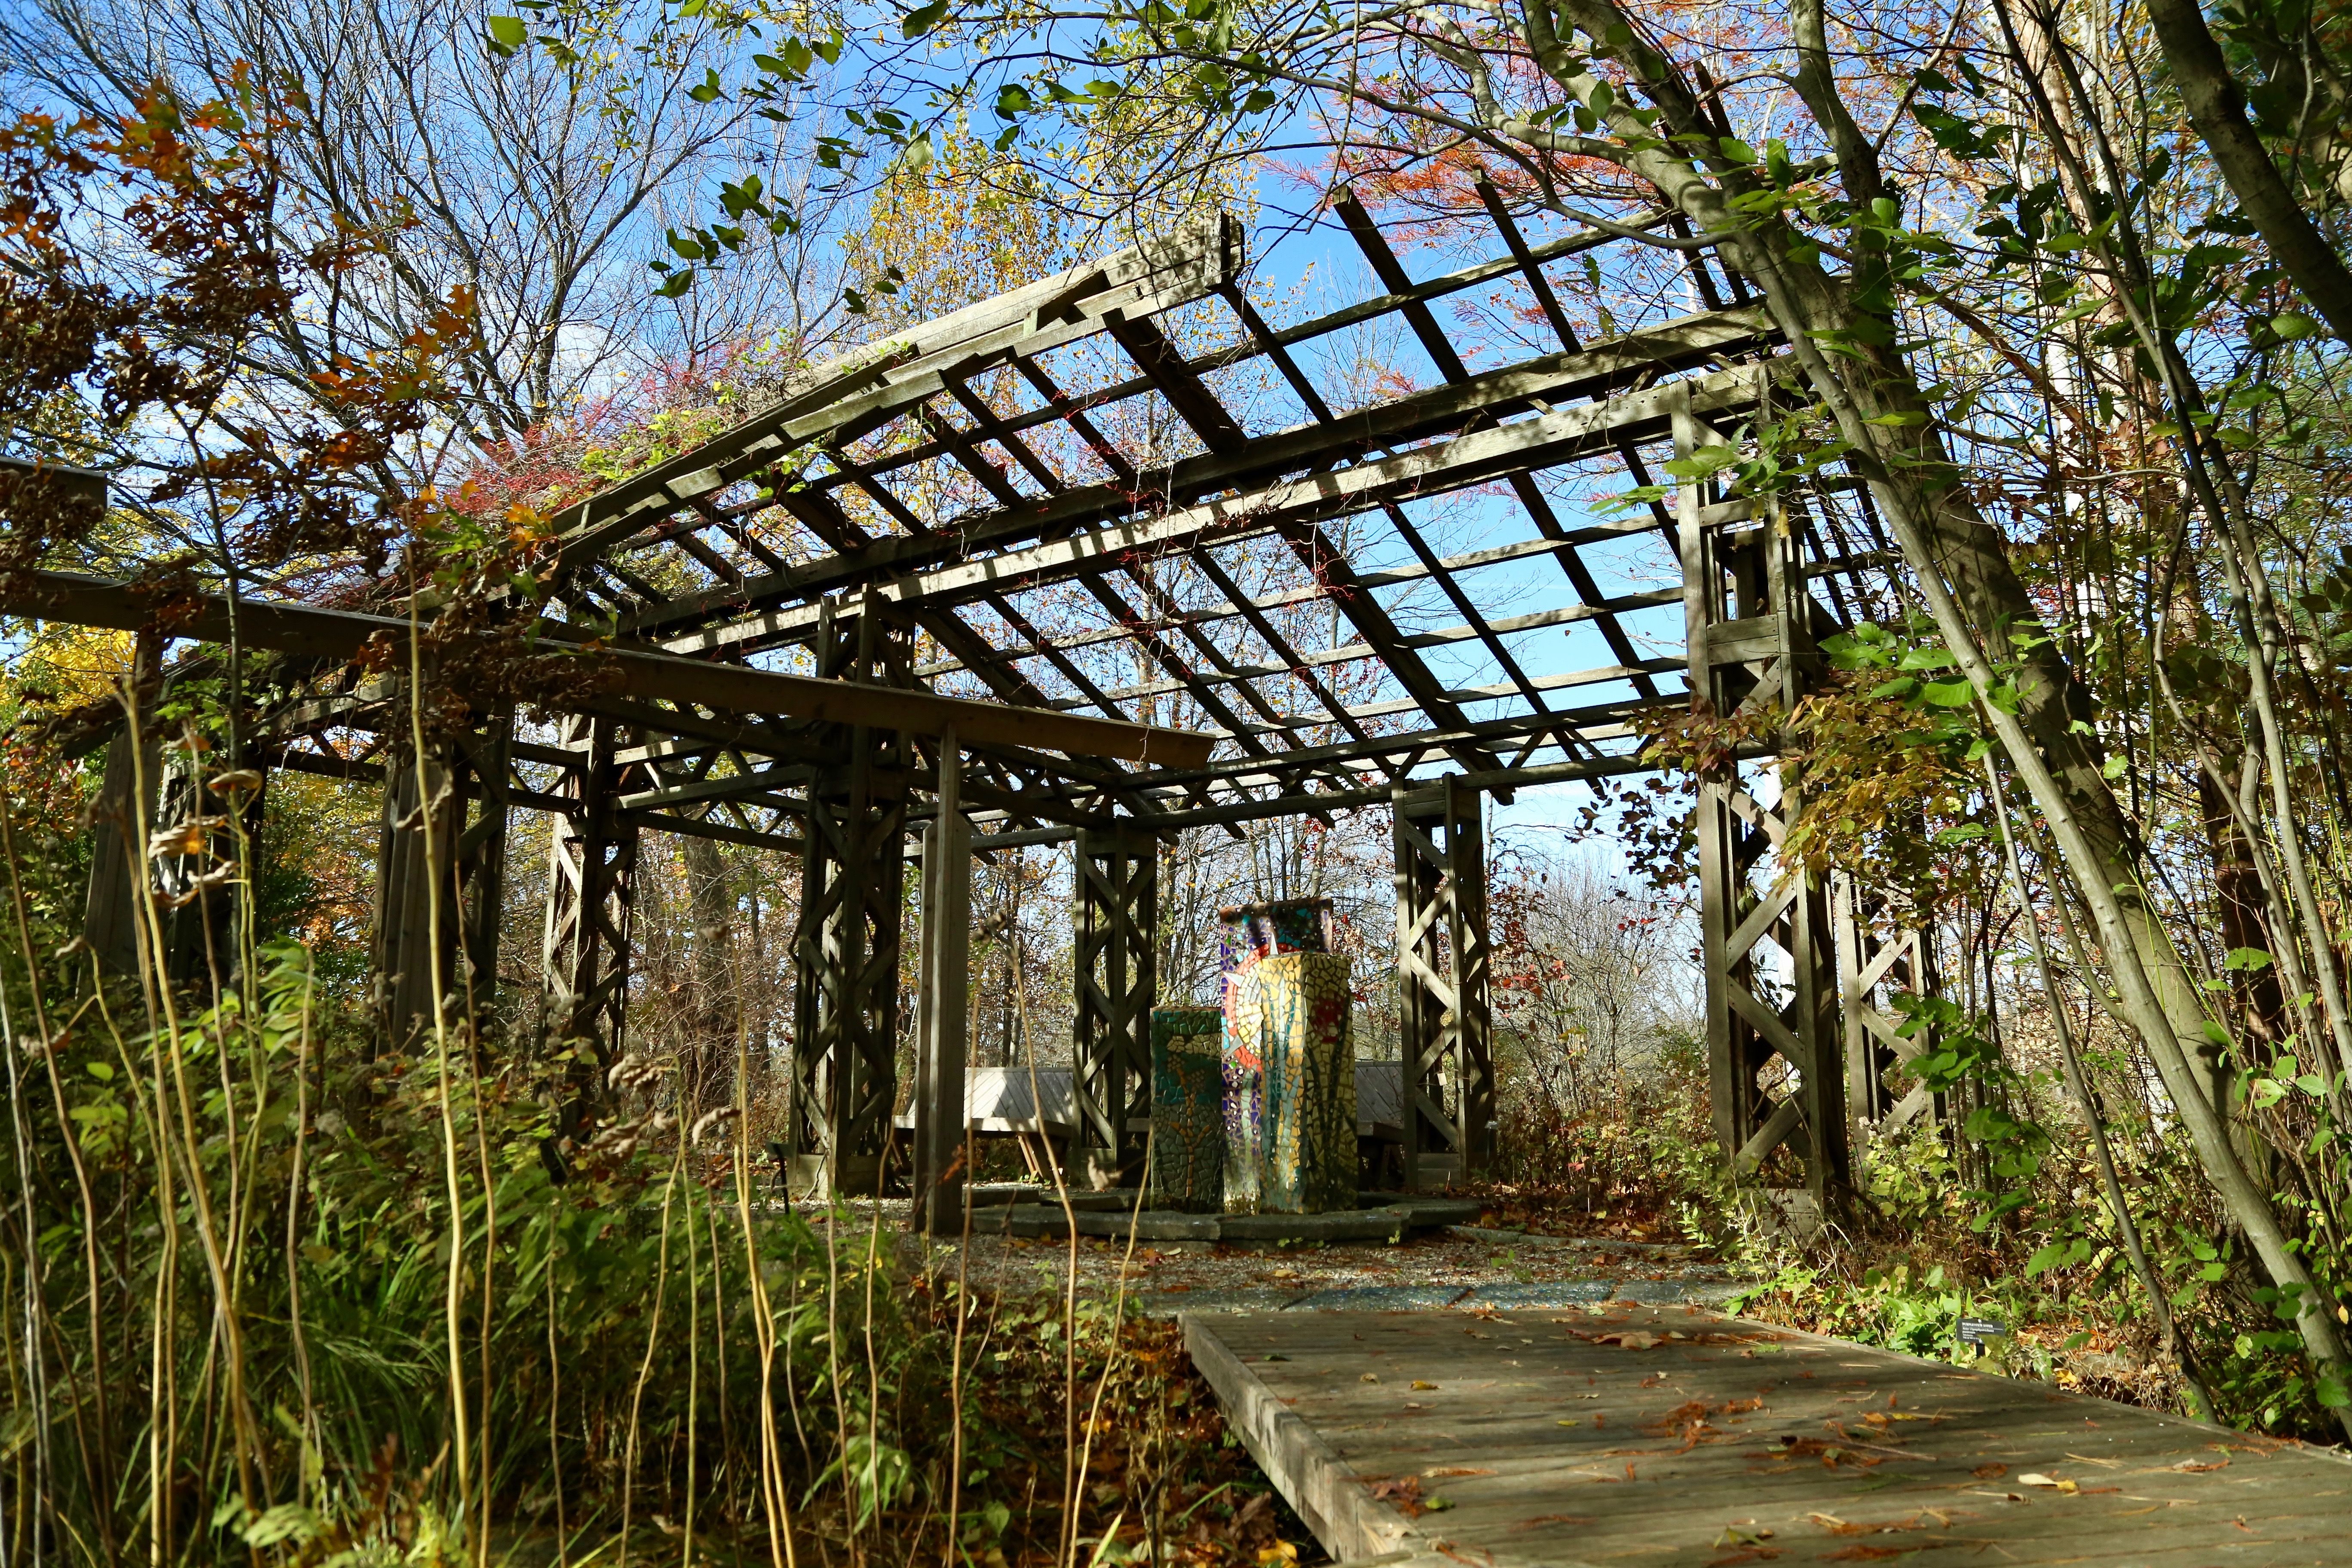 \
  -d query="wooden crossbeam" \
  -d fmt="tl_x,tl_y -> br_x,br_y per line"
660,364 -> 1772,660
910,518 -> 1673,680
1337,189 -> 1662,700
620,308 -> 1770,643
0,570 -> 1214,769
552,214 -> 1239,570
